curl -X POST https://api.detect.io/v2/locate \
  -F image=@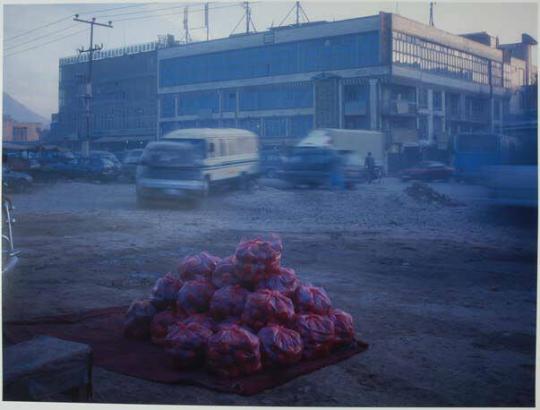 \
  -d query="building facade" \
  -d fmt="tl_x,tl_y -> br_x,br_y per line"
49,36 -> 176,151
156,12 -> 536,163
3,115 -> 42,142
